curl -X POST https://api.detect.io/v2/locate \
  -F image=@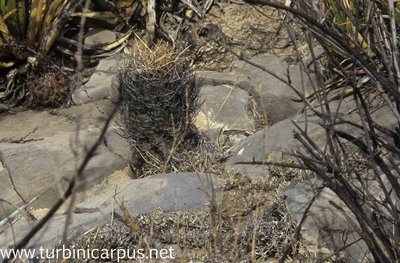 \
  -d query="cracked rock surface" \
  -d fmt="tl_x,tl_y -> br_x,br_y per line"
0,172 -> 218,257
0,99 -> 128,220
